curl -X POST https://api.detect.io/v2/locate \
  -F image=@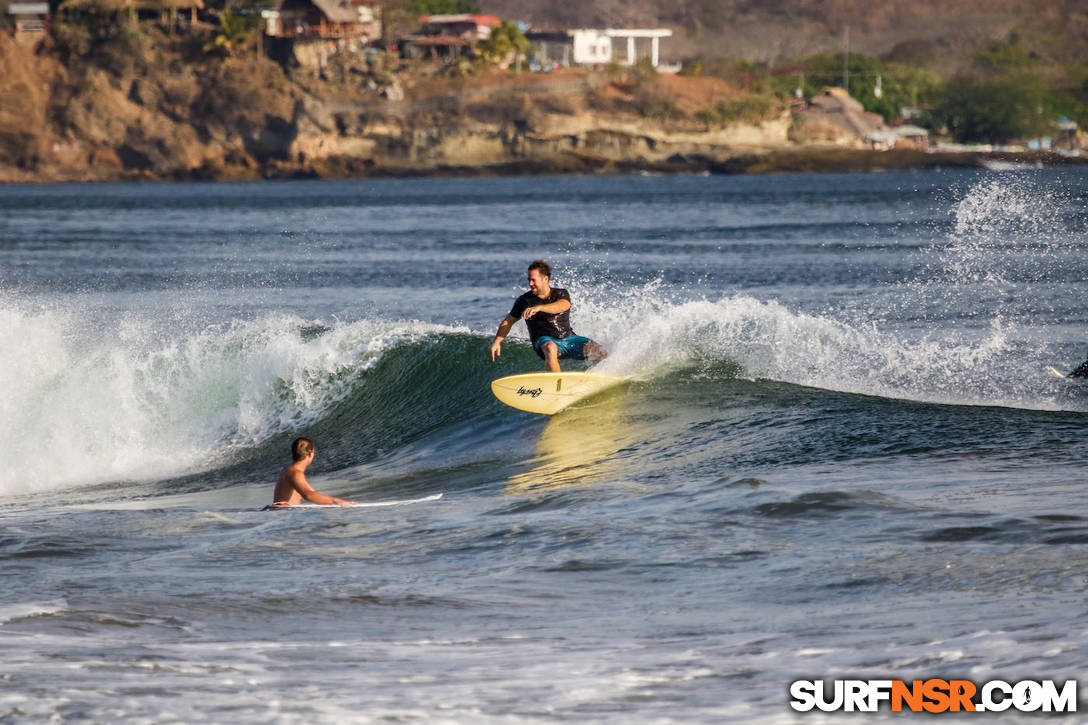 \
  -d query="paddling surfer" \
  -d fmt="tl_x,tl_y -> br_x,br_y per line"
269,437 -> 355,507
489,260 -> 606,372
